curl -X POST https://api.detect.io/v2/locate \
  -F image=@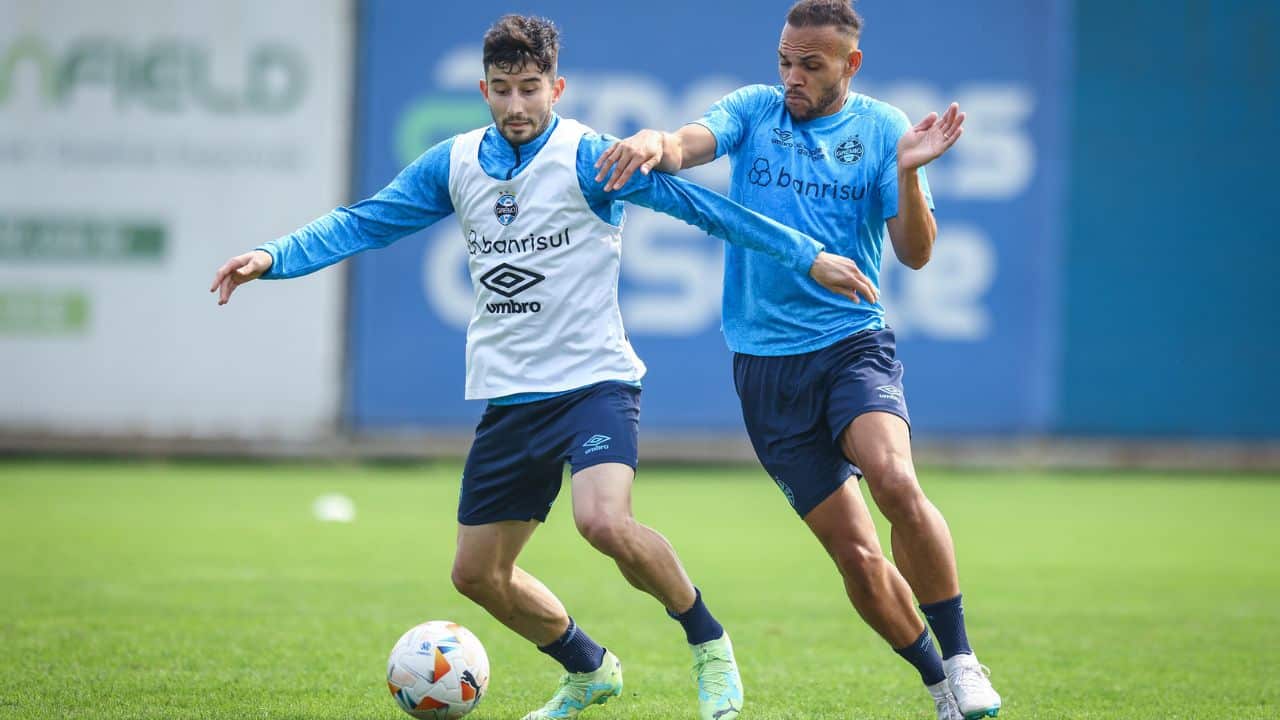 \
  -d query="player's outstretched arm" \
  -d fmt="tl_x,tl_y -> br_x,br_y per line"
207,138 -> 456,305
593,125 -> 717,192
209,250 -> 273,305
886,102 -> 964,269
595,84 -> 767,191
643,169 -> 876,304
583,137 -> 876,304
